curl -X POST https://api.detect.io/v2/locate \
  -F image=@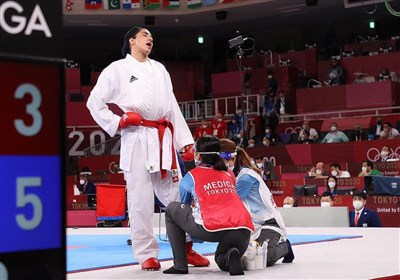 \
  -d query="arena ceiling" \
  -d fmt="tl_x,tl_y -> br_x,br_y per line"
63,0 -> 398,38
